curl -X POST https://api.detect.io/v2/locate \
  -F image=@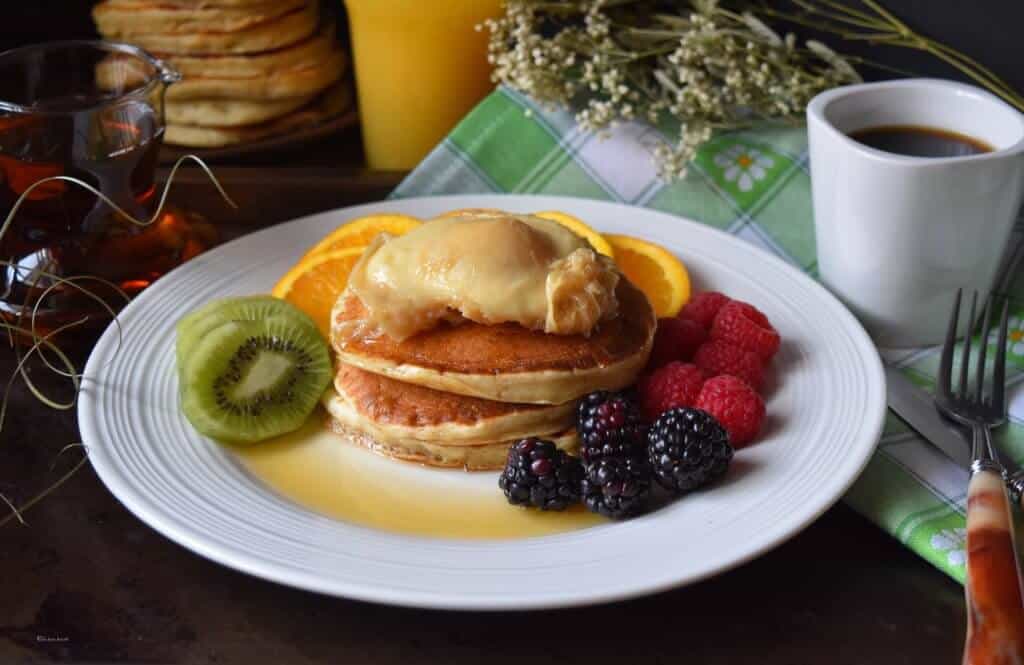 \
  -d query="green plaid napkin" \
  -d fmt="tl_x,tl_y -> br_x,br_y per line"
392,86 -> 1024,583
